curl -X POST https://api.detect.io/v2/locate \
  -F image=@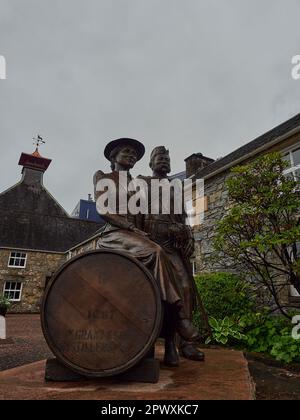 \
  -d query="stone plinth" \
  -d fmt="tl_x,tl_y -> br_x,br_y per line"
0,346 -> 255,400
